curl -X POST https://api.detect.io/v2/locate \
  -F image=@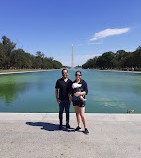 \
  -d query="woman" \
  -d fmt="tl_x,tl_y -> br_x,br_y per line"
70,71 -> 89,135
